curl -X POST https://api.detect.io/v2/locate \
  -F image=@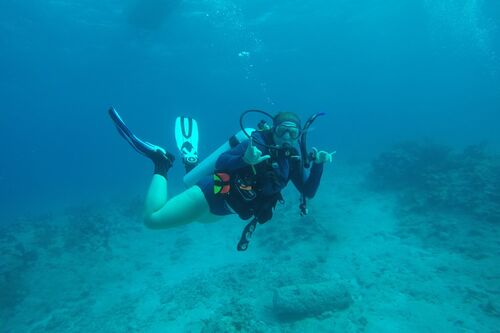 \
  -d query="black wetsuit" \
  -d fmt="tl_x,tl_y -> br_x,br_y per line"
196,131 -> 324,216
